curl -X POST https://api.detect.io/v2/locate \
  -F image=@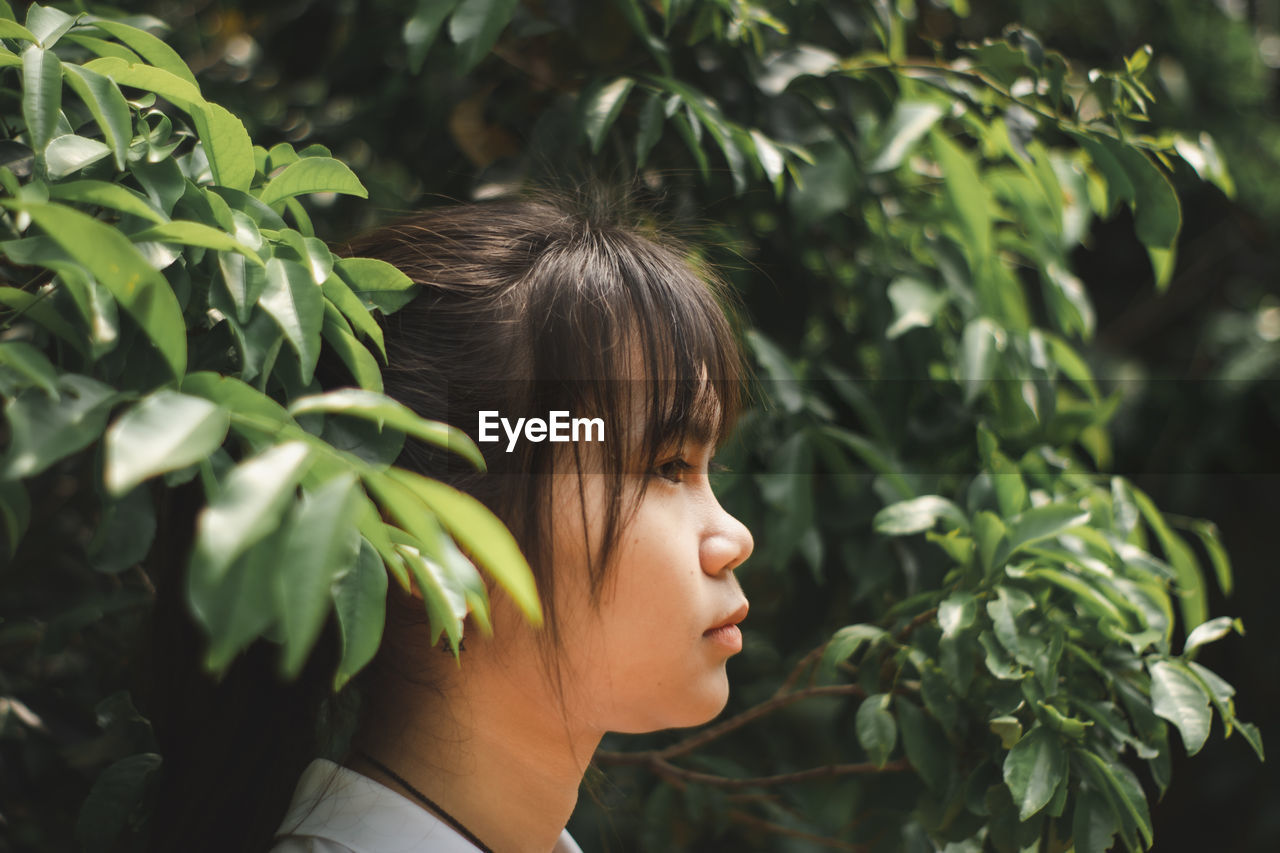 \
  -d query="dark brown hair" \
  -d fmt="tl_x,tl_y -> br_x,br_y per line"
145,195 -> 747,852
346,196 -> 745,643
